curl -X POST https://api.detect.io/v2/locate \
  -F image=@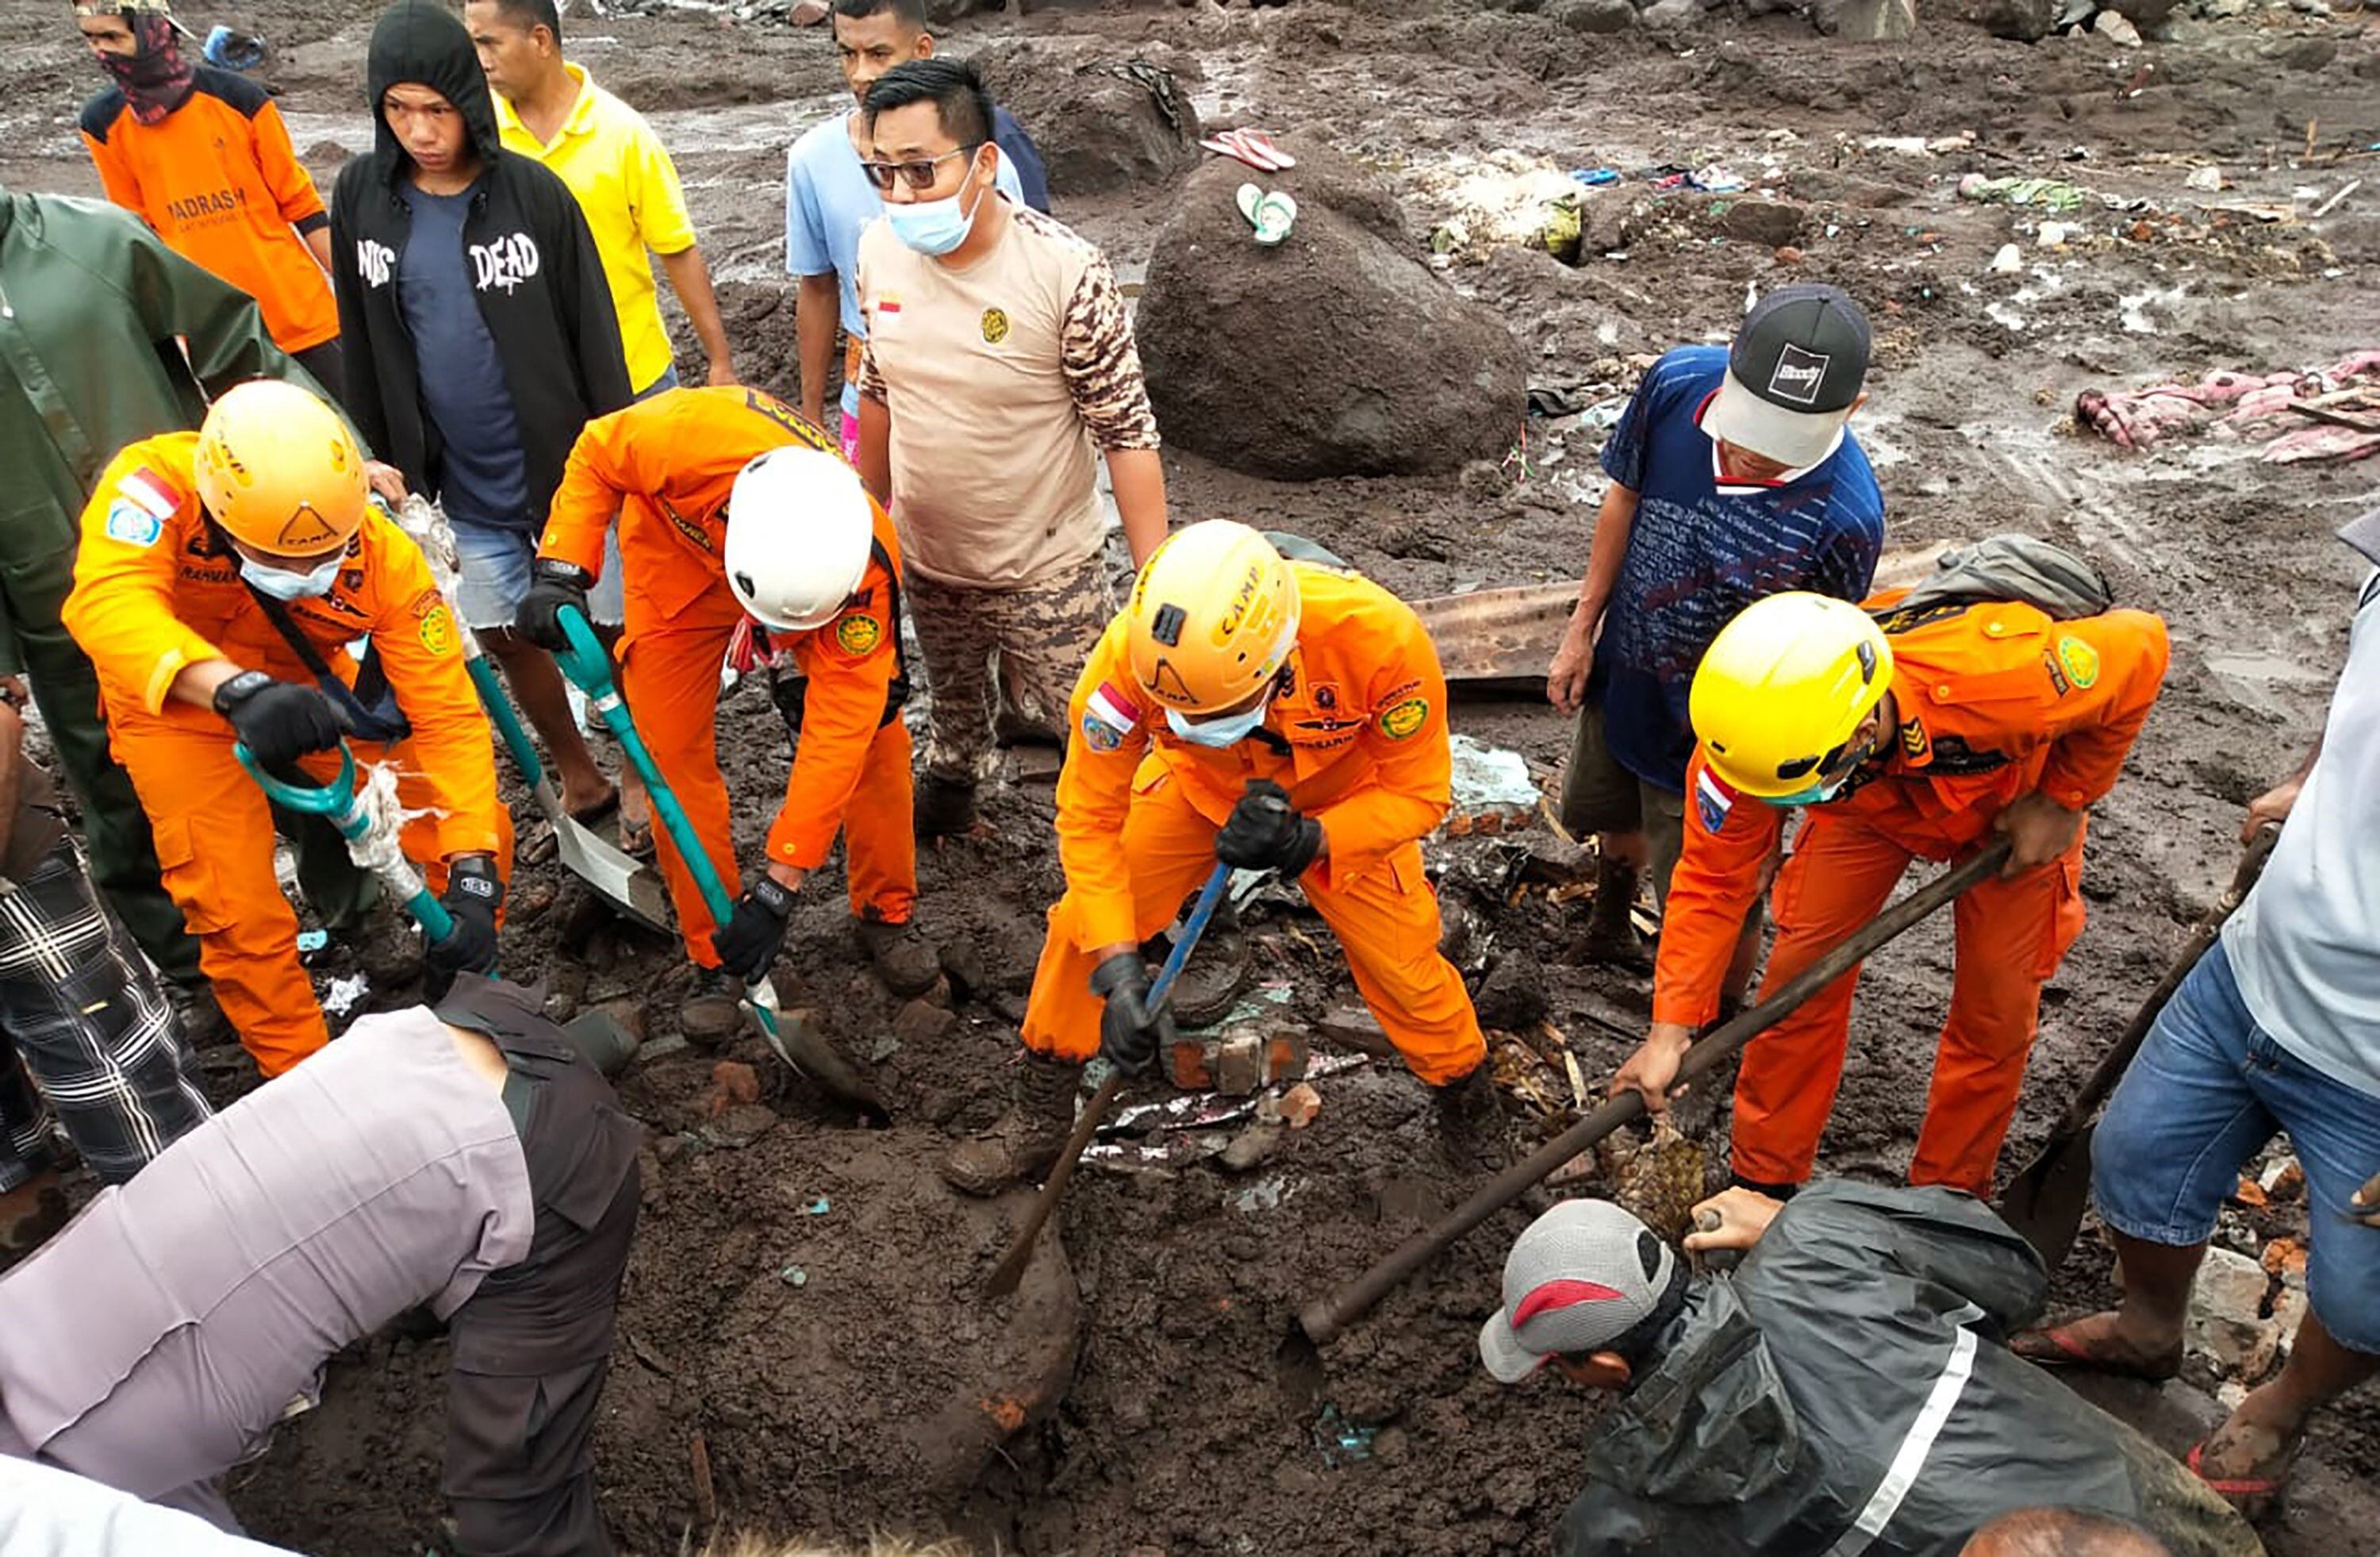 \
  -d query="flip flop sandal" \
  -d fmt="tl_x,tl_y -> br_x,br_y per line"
1251,190 -> 1297,247
1200,133 -> 1273,173
2008,1323 -> 2182,1382
2187,1439 -> 2296,1513
1238,129 -> 1296,170
1236,182 -> 1266,230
